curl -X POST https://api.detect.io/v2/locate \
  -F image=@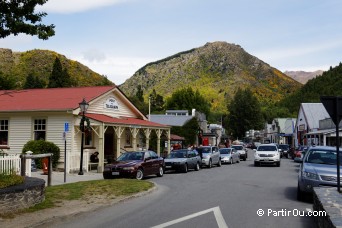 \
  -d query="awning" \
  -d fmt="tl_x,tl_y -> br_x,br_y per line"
85,113 -> 170,128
